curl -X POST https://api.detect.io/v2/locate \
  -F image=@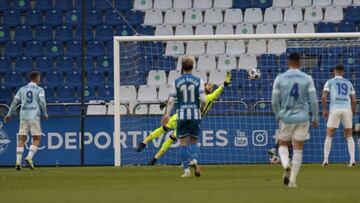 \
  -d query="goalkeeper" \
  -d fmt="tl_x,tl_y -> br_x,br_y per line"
136,72 -> 232,165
